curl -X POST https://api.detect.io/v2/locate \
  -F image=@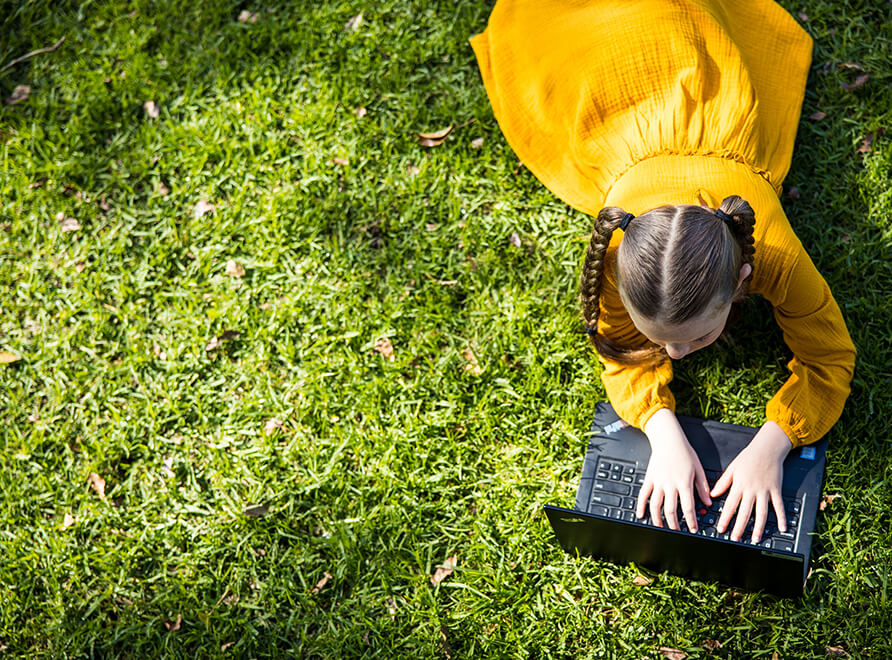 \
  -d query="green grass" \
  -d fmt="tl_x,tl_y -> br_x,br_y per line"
1,0 -> 890,657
